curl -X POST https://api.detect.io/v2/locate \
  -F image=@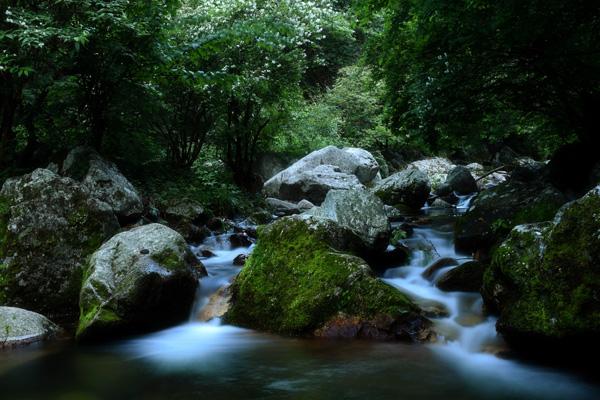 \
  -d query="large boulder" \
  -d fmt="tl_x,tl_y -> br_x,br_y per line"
225,217 -> 432,341
373,167 -> 431,209
0,307 -> 59,348
77,224 -> 204,340
455,178 -> 568,254
263,146 -> 379,204
407,158 -> 455,190
278,165 -> 364,205
483,185 -> 600,350
62,147 -> 143,223
444,166 -> 478,195
0,169 -> 120,319
305,189 -> 391,253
